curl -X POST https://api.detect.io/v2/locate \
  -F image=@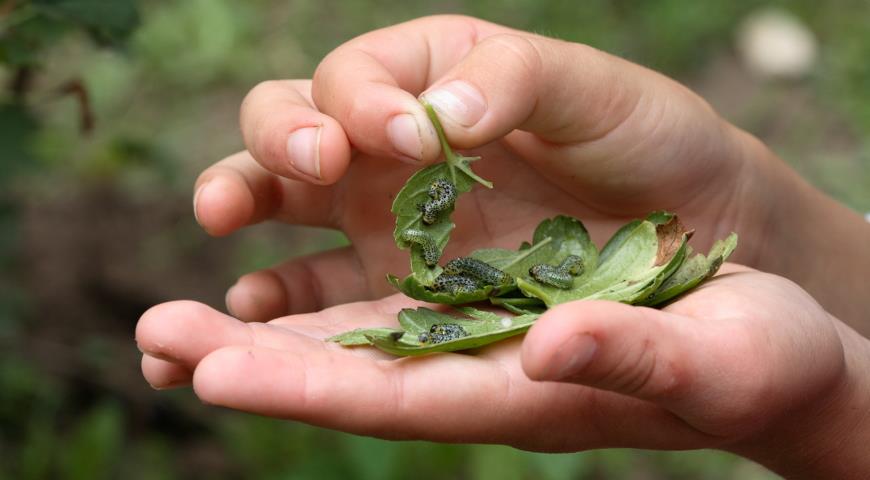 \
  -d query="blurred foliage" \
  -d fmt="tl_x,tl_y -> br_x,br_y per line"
1,0 -> 868,478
